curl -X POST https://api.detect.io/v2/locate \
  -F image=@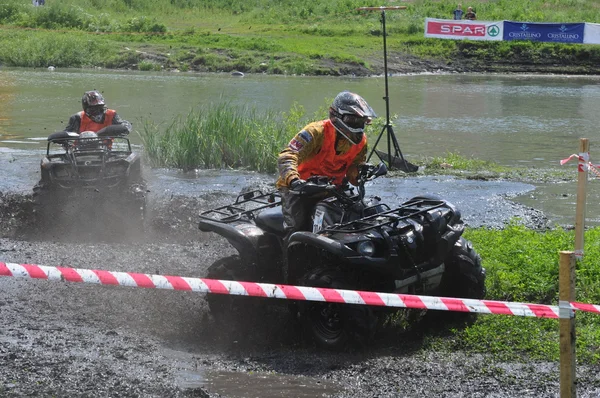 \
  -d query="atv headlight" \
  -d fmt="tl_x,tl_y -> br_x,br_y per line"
357,241 -> 376,257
